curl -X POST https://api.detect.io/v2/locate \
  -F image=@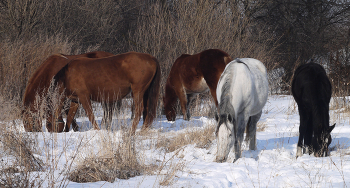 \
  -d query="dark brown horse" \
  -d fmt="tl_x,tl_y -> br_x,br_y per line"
163,49 -> 232,121
54,52 -> 161,134
22,51 -> 114,132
